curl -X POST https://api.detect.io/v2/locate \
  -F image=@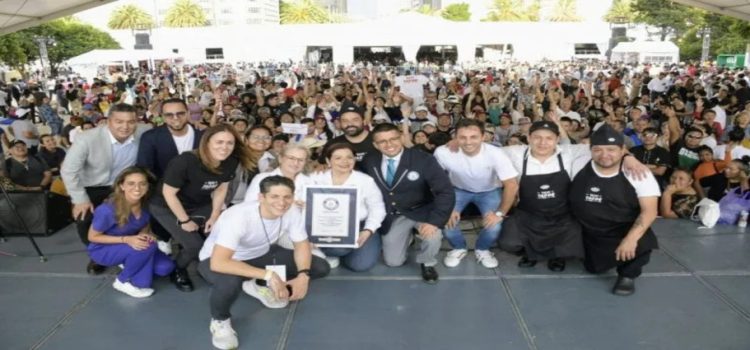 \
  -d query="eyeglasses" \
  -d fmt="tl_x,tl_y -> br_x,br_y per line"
249,135 -> 273,142
284,155 -> 306,163
686,134 -> 703,140
374,137 -> 402,146
162,111 -> 187,119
